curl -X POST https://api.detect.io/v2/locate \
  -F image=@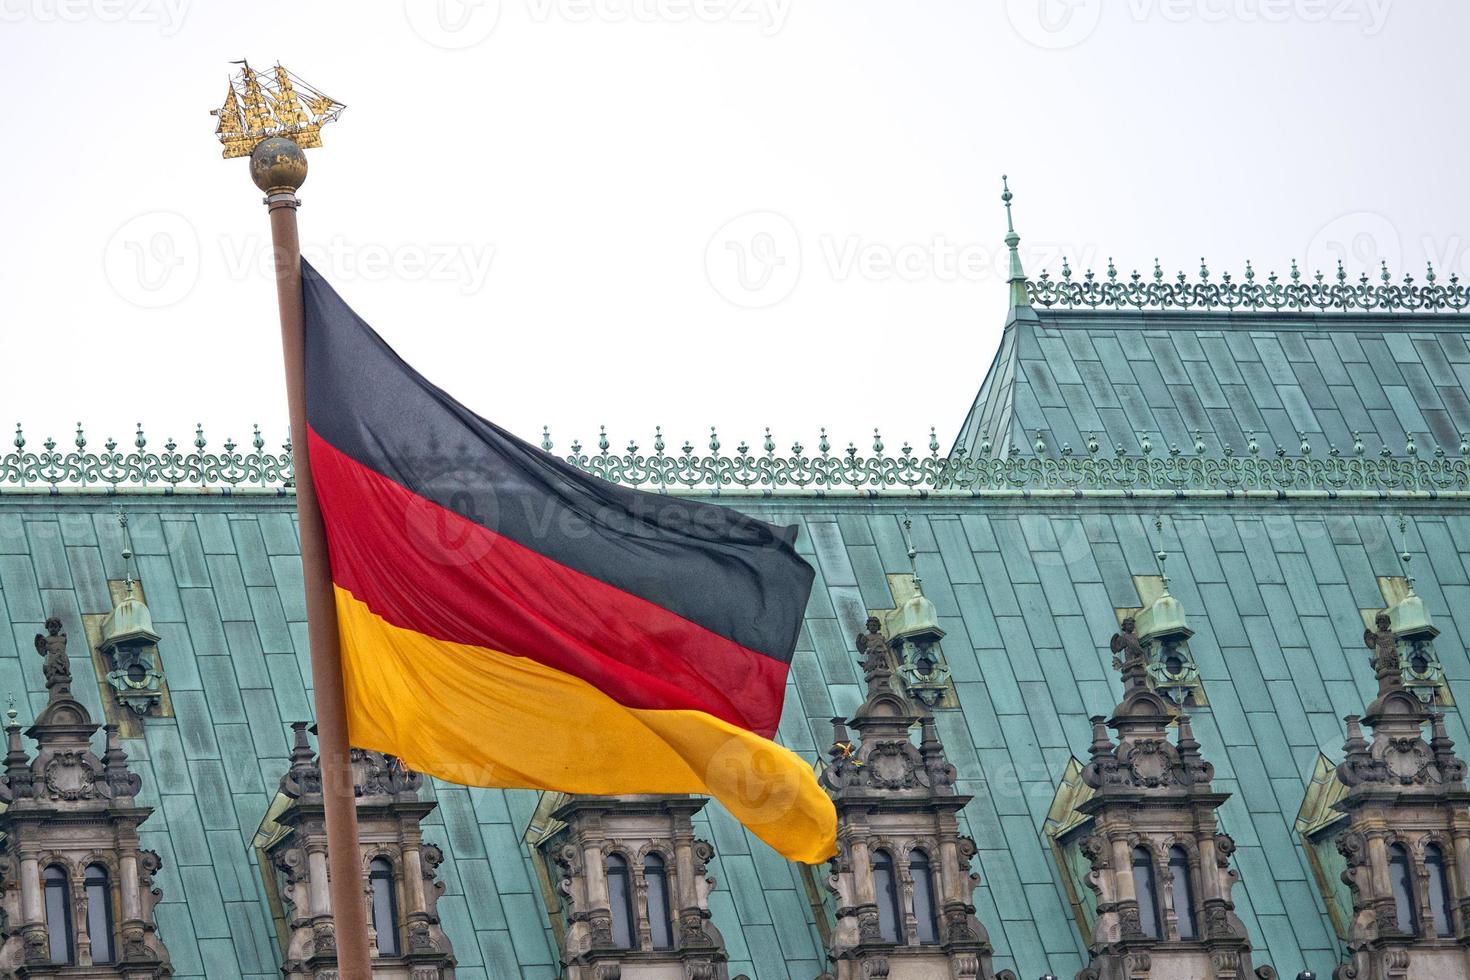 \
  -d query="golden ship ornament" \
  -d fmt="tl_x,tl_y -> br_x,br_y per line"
211,61 -> 345,159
